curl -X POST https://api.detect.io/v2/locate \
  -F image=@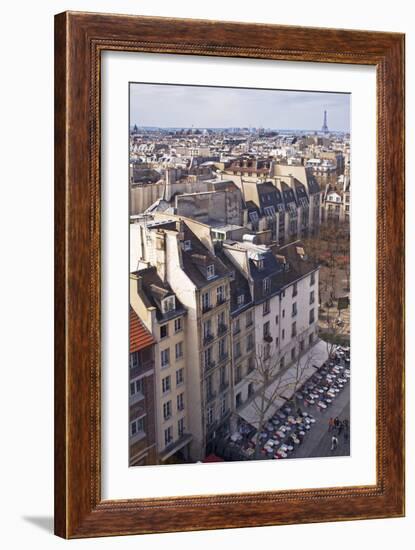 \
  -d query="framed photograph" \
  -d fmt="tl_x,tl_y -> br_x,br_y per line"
54,11 -> 405,538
